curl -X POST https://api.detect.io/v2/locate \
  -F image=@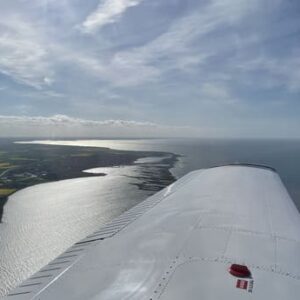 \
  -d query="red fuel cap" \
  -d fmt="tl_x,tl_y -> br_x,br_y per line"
229,264 -> 251,278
